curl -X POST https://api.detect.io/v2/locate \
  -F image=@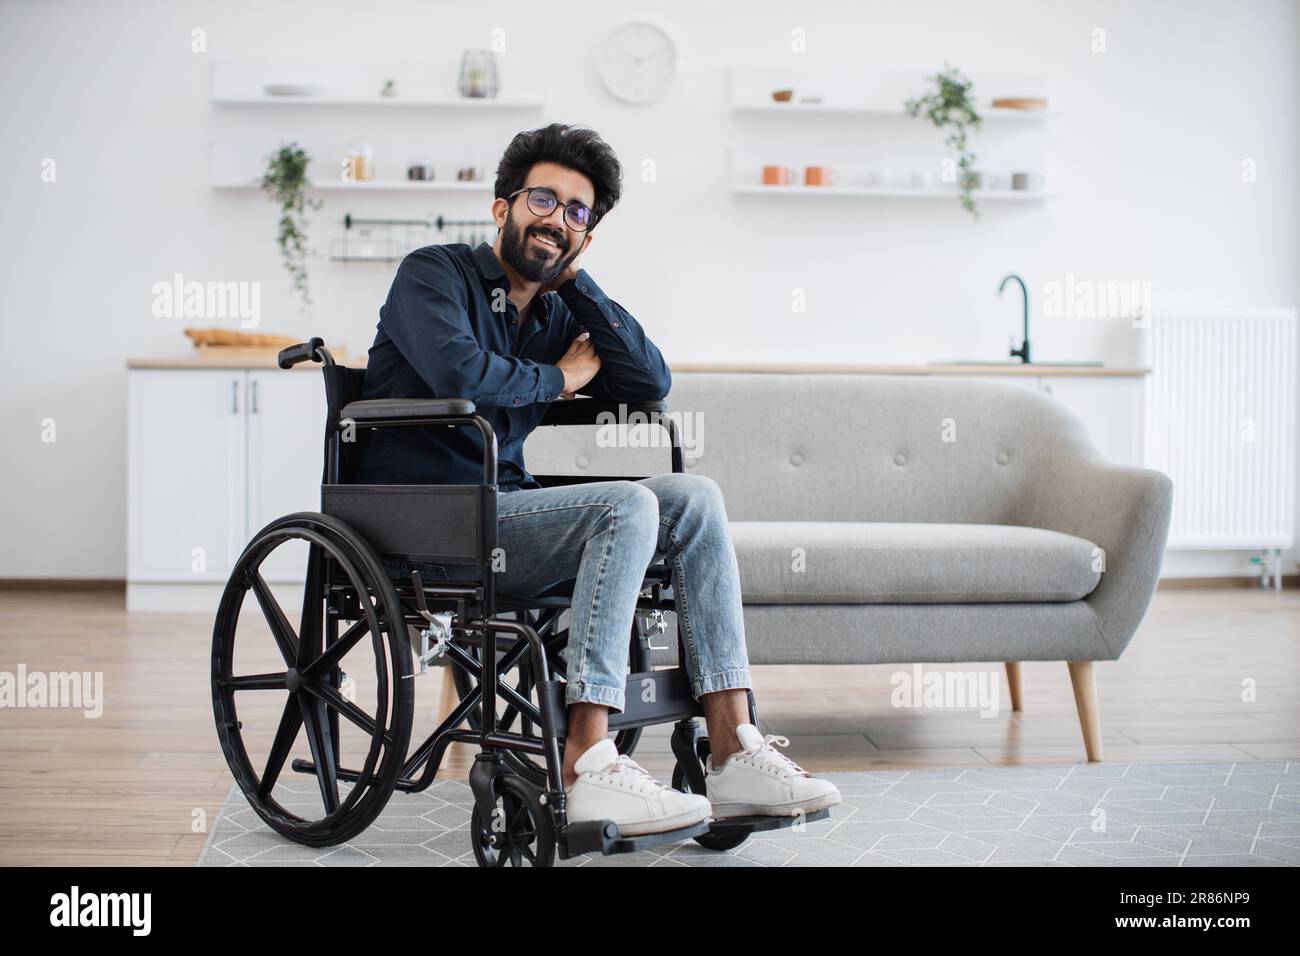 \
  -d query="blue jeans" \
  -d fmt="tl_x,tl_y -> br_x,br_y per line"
387,473 -> 752,713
